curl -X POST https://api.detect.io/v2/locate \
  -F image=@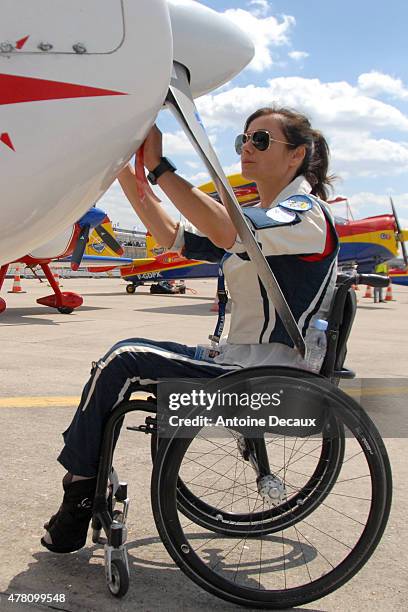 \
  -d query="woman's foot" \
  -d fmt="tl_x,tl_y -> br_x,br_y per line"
41,475 -> 97,553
